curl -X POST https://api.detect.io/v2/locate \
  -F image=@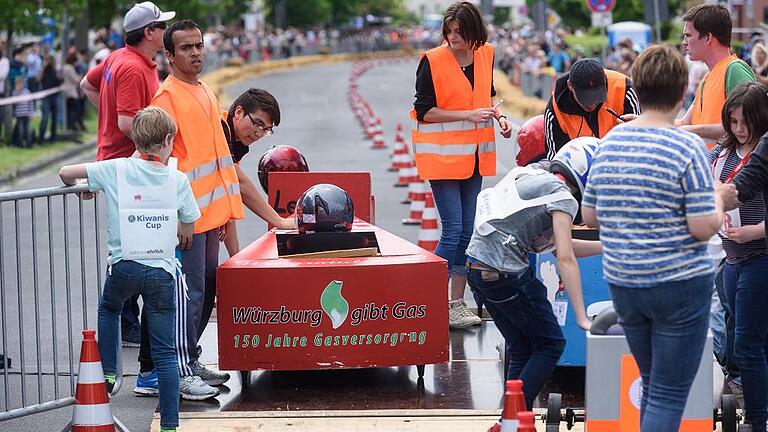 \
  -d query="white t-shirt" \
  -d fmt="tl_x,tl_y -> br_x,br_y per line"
86,158 -> 200,276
